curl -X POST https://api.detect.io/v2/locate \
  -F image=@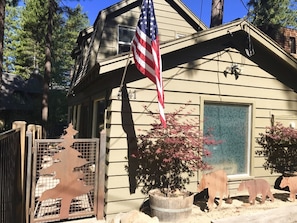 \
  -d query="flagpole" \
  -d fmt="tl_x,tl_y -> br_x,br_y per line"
118,48 -> 132,96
